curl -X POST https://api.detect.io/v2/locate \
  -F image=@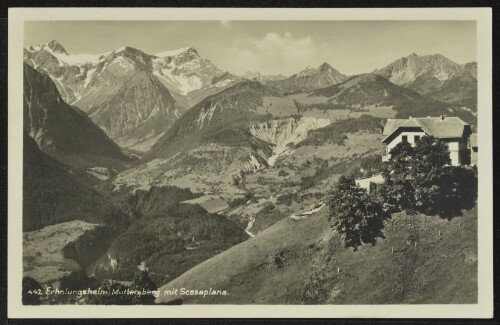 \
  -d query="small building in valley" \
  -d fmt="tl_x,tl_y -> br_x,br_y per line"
381,116 -> 471,166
